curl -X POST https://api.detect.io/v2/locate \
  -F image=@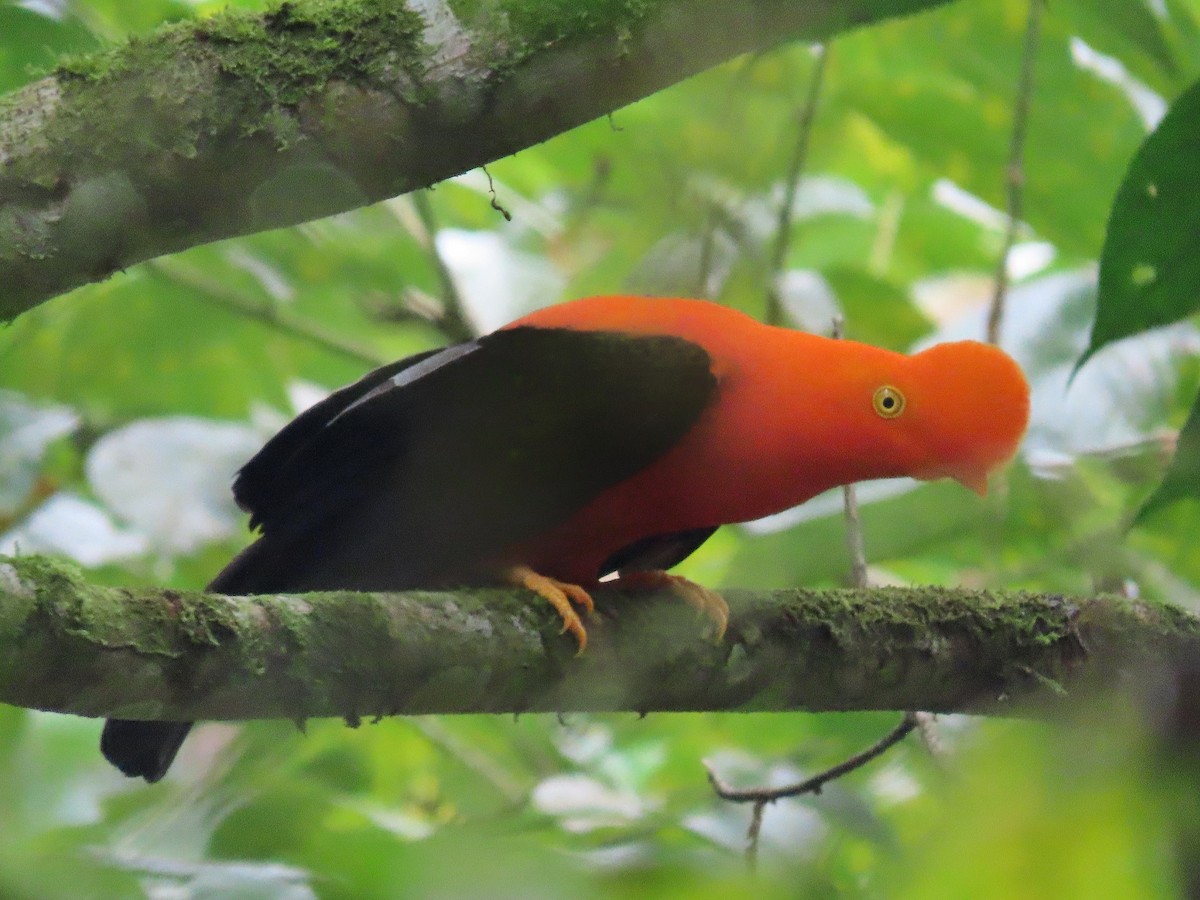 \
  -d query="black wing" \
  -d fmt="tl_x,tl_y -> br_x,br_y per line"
232,349 -> 442,529
211,326 -> 718,594
599,526 -> 719,577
